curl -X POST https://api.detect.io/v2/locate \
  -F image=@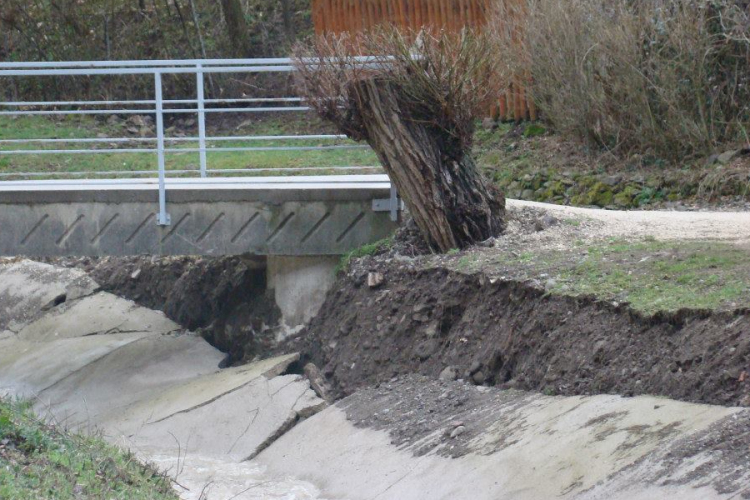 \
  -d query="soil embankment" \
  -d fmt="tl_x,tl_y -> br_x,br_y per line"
293,260 -> 750,408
